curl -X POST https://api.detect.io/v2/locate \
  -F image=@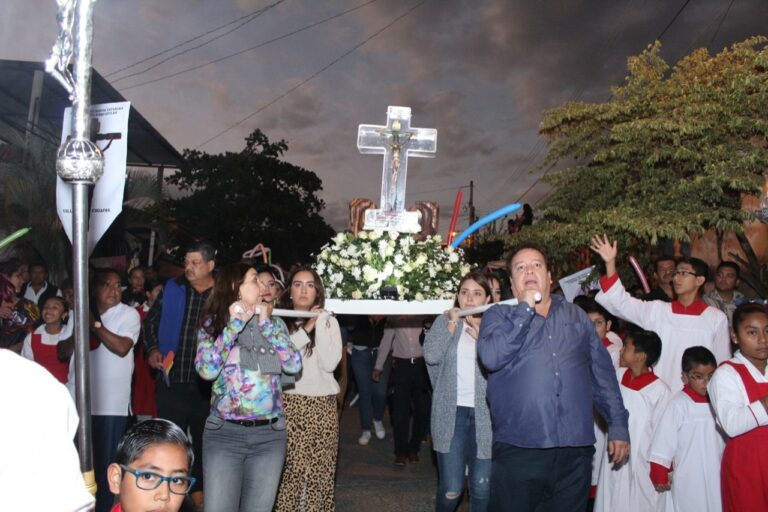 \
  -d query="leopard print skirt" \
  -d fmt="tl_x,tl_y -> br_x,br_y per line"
275,393 -> 339,511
